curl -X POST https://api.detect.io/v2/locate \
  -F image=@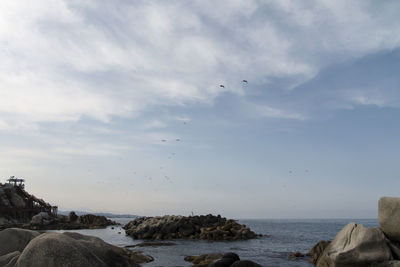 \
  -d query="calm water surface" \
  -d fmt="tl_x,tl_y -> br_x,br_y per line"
49,218 -> 378,267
